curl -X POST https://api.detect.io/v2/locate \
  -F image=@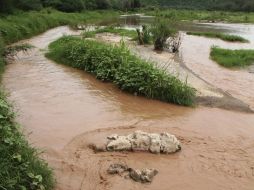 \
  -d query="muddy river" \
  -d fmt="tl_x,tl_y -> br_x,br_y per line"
2,23 -> 254,190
